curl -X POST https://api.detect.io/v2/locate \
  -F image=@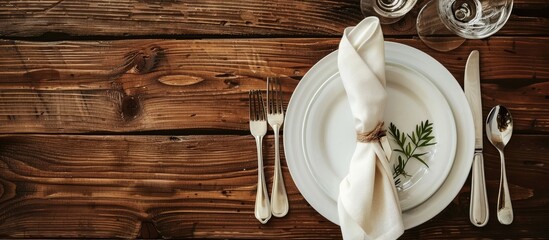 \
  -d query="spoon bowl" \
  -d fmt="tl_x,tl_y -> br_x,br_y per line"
486,105 -> 513,149
486,105 -> 514,225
